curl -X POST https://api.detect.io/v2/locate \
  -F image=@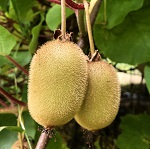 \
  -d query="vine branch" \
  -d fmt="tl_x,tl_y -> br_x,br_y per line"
84,0 -> 95,55
0,87 -> 27,107
6,55 -> 29,76
65,0 -> 84,9
47,0 -> 84,10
